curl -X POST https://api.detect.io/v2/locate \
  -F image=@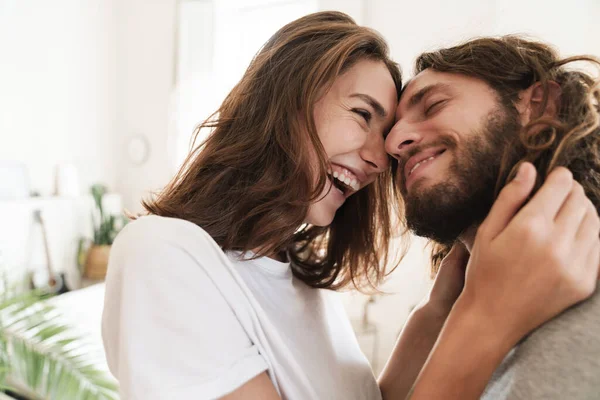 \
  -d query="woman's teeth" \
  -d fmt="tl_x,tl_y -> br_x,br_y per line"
410,155 -> 437,176
332,171 -> 359,191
